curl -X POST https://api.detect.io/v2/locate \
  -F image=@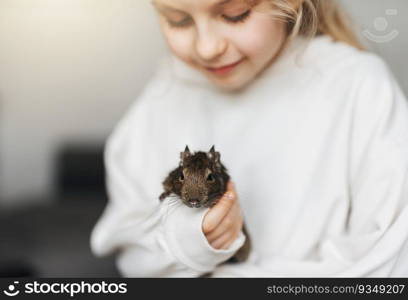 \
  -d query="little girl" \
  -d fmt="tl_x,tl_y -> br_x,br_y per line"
90,0 -> 408,277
